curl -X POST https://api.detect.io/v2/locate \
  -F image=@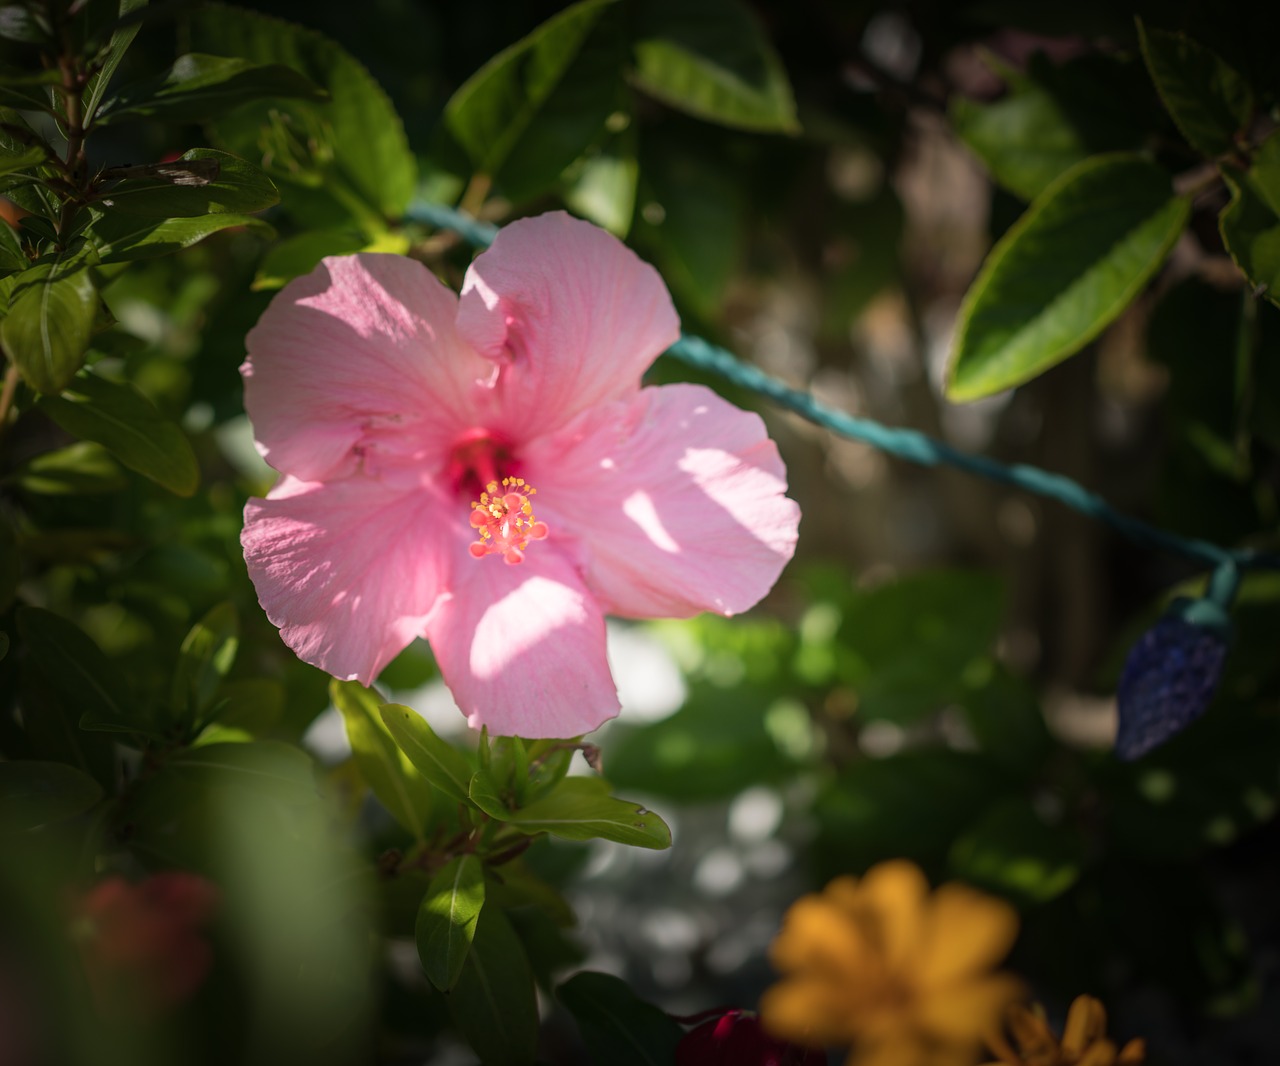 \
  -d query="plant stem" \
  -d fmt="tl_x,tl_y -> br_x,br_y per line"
0,361 -> 19,437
